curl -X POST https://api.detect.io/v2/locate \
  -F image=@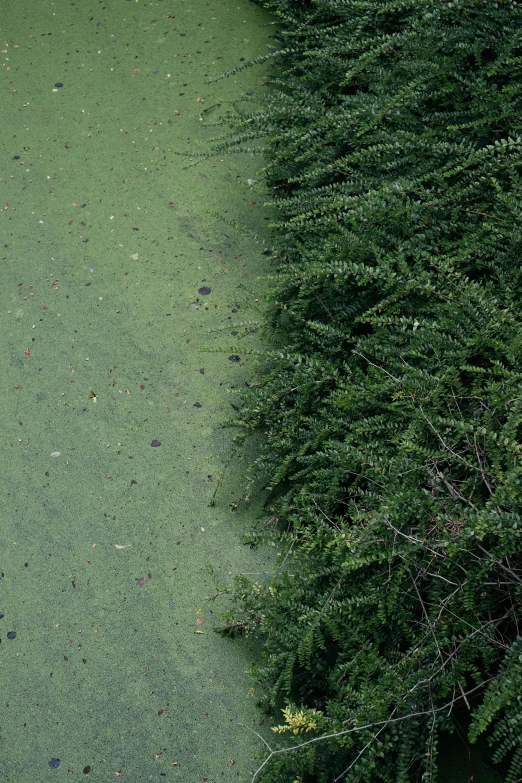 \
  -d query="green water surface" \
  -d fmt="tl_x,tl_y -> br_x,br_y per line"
0,1 -> 274,779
